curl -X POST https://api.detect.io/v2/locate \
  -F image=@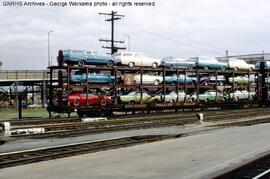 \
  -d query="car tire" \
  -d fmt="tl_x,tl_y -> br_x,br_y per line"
107,60 -> 114,67
152,62 -> 158,68
188,65 -> 193,70
234,67 -> 239,71
128,62 -> 134,68
204,66 -> 209,70
78,60 -> 86,66
169,99 -> 174,103
221,66 -> 226,71
74,98 -> 80,106
204,98 -> 209,103
101,99 -> 107,106
249,67 -> 253,71
153,79 -> 159,86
